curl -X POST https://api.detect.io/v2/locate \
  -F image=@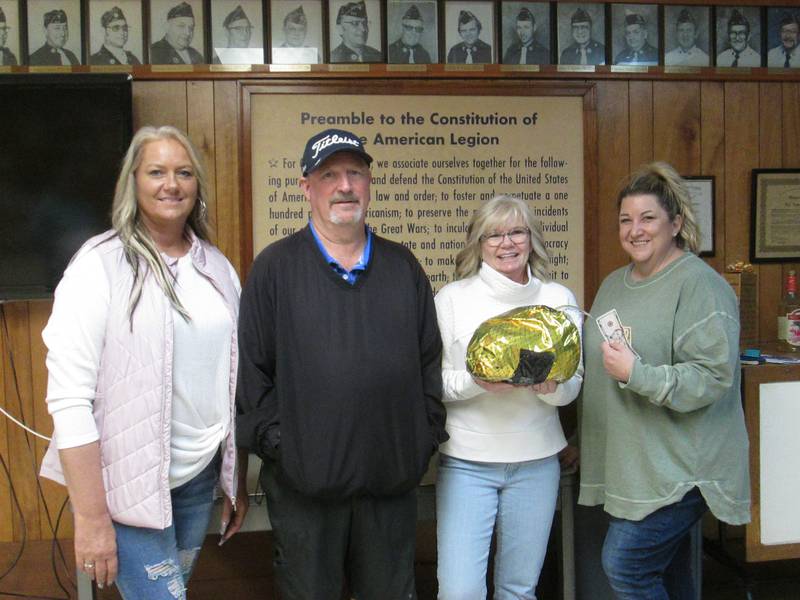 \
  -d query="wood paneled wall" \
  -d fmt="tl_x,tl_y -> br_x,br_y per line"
1,75 -> 798,542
